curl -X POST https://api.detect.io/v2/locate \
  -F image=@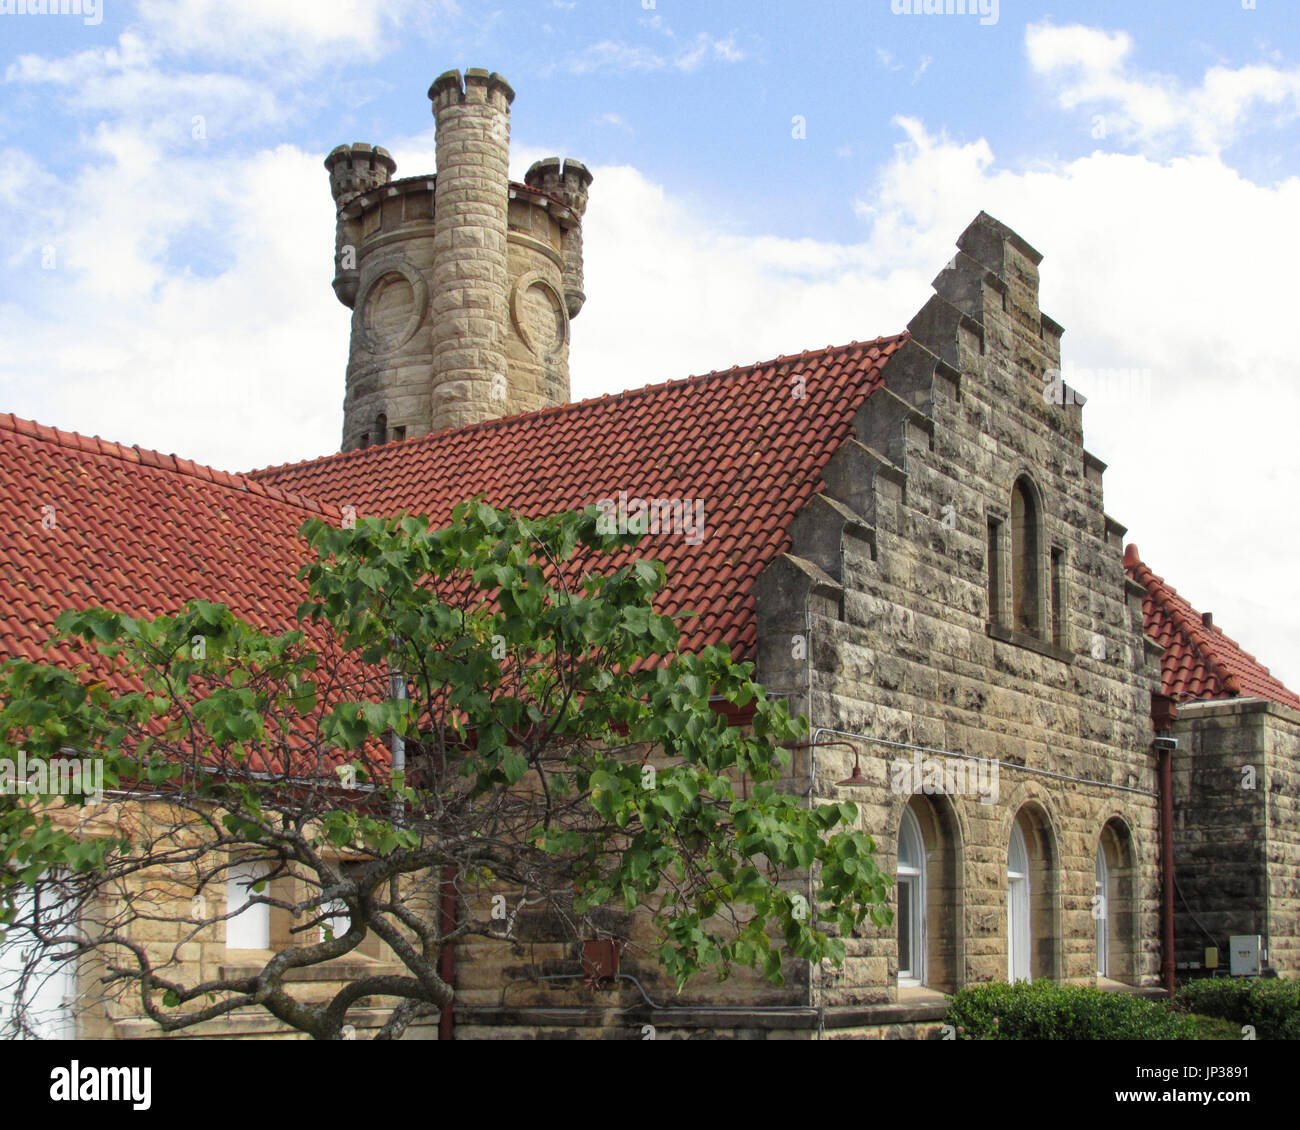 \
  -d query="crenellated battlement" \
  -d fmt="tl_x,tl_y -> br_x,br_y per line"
324,143 -> 397,208
428,67 -> 515,113
324,69 -> 591,451
525,157 -> 593,206
525,158 -> 593,317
